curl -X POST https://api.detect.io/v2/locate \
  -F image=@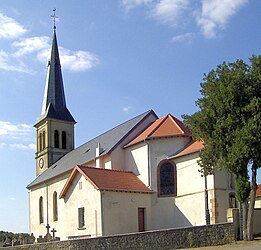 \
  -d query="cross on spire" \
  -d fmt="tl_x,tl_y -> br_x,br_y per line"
51,8 -> 58,30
